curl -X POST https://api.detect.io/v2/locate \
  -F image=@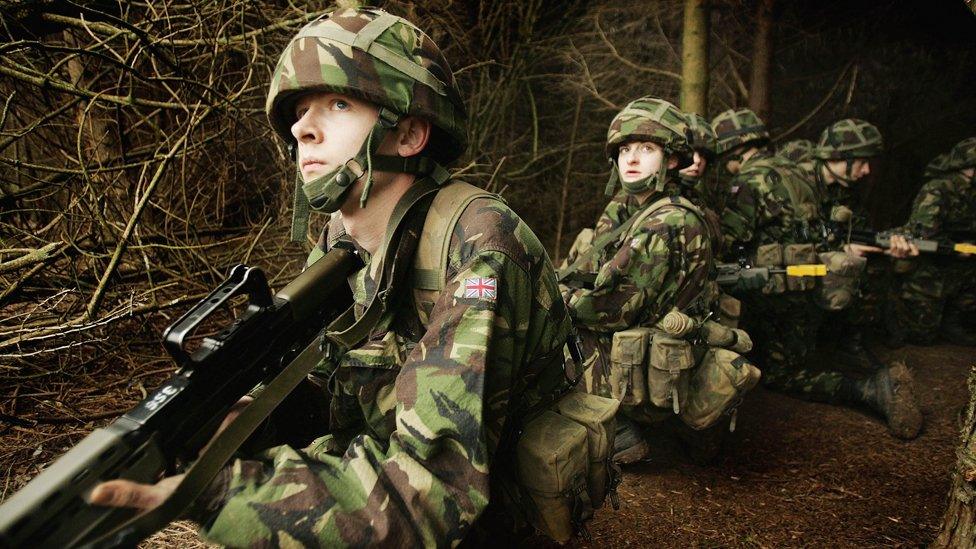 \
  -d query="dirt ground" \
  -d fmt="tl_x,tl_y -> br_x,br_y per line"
583,343 -> 973,548
1,342 -> 971,548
